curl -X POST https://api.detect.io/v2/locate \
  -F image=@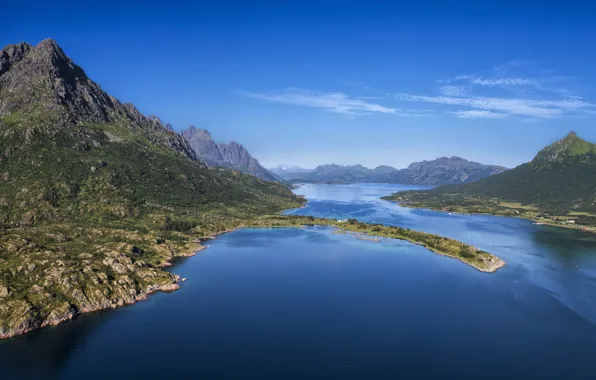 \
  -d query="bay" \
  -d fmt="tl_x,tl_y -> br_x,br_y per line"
2,183 -> 596,379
